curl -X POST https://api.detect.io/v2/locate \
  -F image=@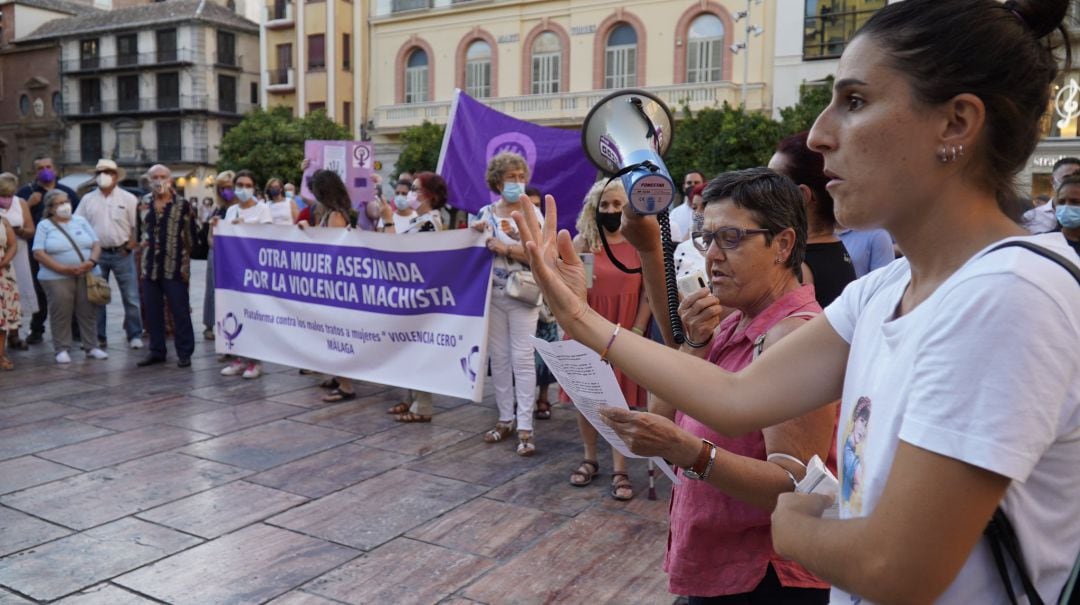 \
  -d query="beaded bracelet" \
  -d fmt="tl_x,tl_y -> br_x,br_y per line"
599,324 -> 621,363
